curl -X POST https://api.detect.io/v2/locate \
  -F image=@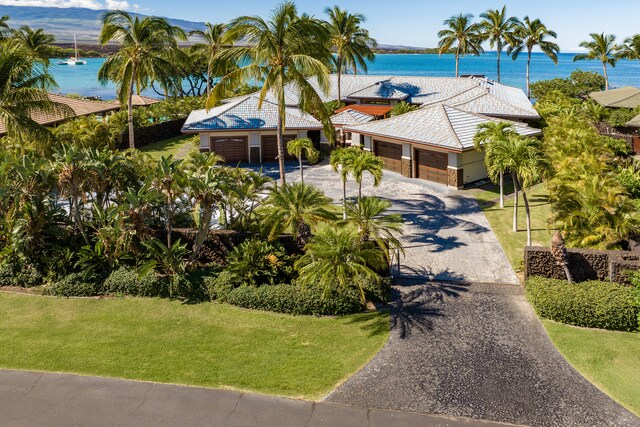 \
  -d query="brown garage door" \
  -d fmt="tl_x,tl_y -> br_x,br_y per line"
415,148 -> 448,184
209,136 -> 248,163
261,135 -> 297,162
374,140 -> 402,173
